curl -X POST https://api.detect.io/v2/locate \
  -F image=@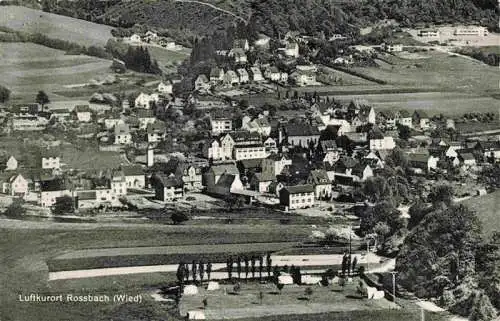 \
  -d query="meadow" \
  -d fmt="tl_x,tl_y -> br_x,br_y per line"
463,190 -> 500,238
0,221 -> 312,321
0,6 -> 114,46
0,42 -> 112,103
